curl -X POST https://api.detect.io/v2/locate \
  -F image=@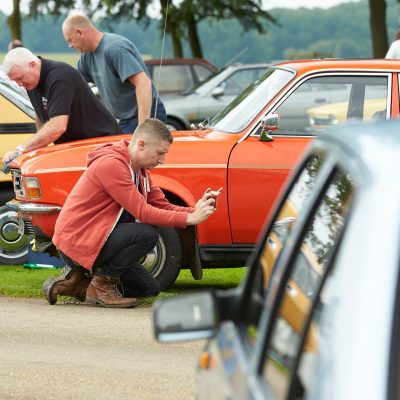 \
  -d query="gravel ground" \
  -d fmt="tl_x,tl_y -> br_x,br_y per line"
0,297 -> 205,400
